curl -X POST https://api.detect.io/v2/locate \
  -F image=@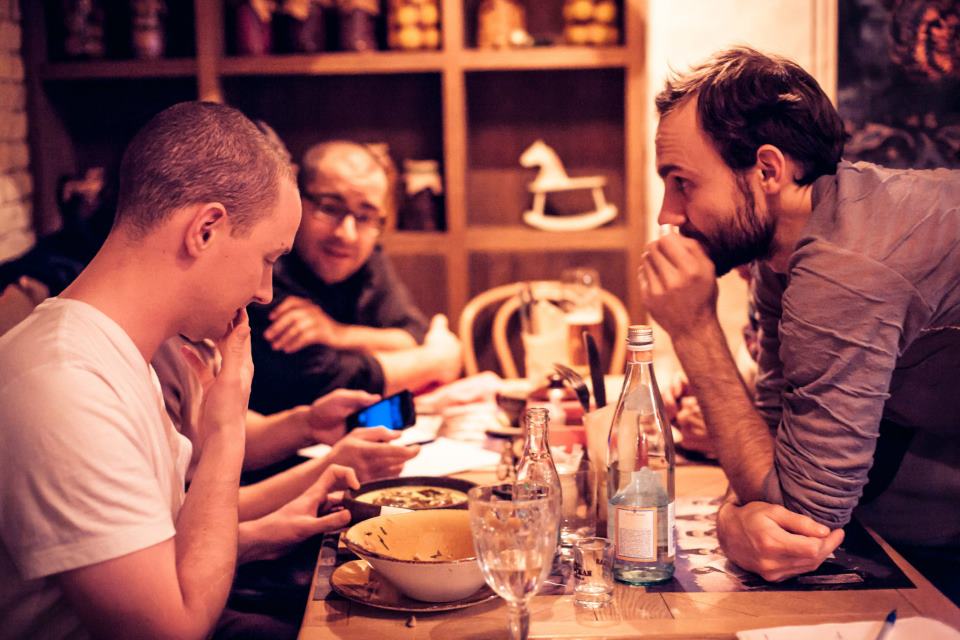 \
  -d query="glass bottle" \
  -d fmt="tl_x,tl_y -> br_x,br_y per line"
606,325 -> 675,585
516,407 -> 561,499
